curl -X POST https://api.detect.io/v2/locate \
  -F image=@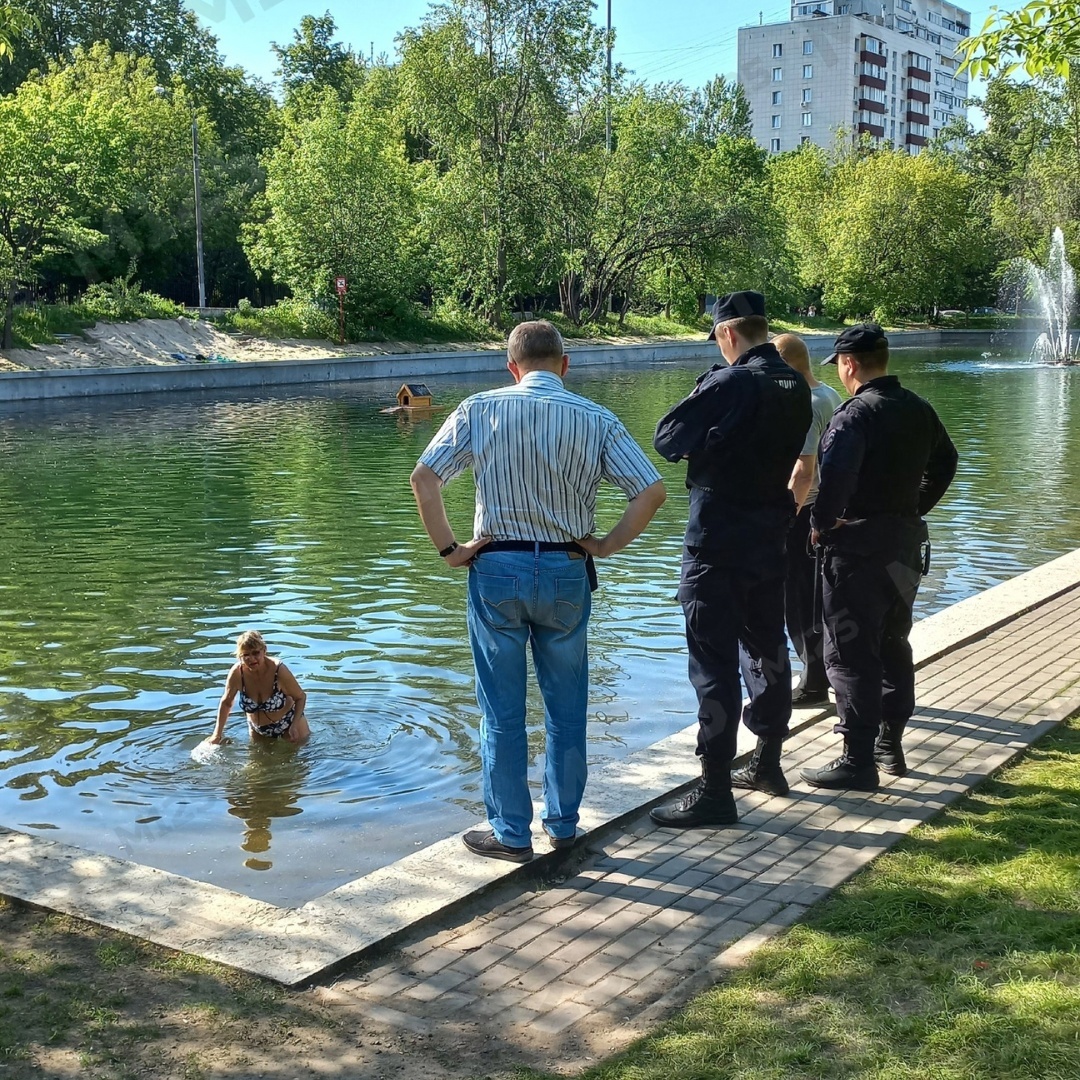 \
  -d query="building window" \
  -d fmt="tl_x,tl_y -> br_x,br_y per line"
802,88 -> 812,103
890,119 -> 896,139
772,114 -> 782,128
803,40 -> 813,55
803,64 -> 813,78
772,67 -> 783,81
773,43 -> 783,57
838,3 -> 849,11
770,138 -> 781,152
772,90 -> 782,105
802,112 -> 812,126
801,135 -> 811,144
